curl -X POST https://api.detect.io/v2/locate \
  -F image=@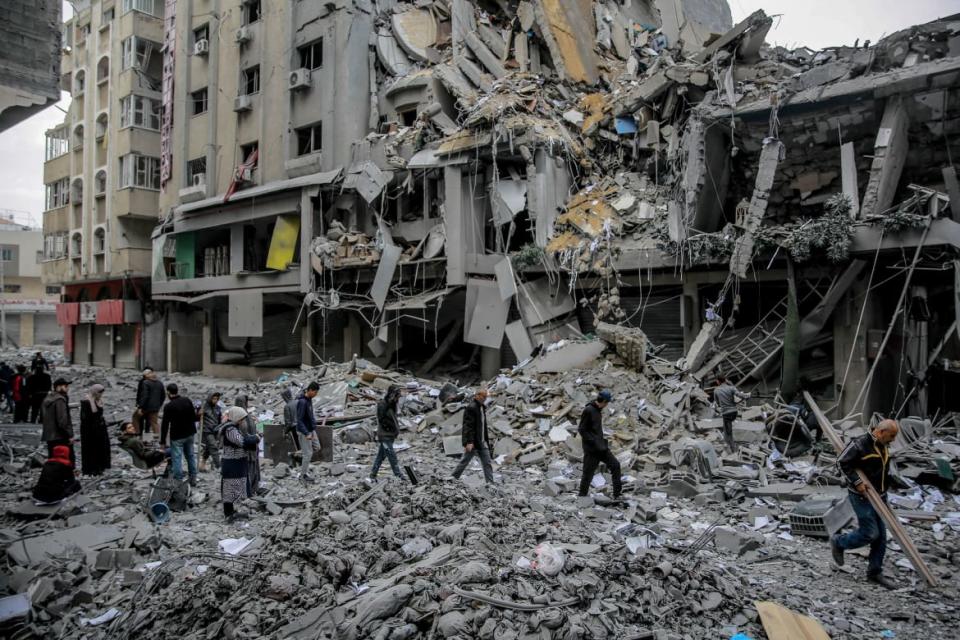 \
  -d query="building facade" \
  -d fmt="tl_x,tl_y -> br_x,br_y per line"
42,0 -> 162,368
0,0 -> 62,131
0,217 -> 60,348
